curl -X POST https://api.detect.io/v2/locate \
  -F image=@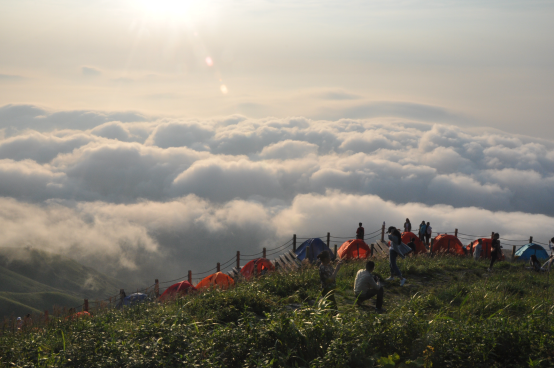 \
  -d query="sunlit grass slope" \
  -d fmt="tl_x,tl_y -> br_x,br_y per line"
2,256 -> 553,367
